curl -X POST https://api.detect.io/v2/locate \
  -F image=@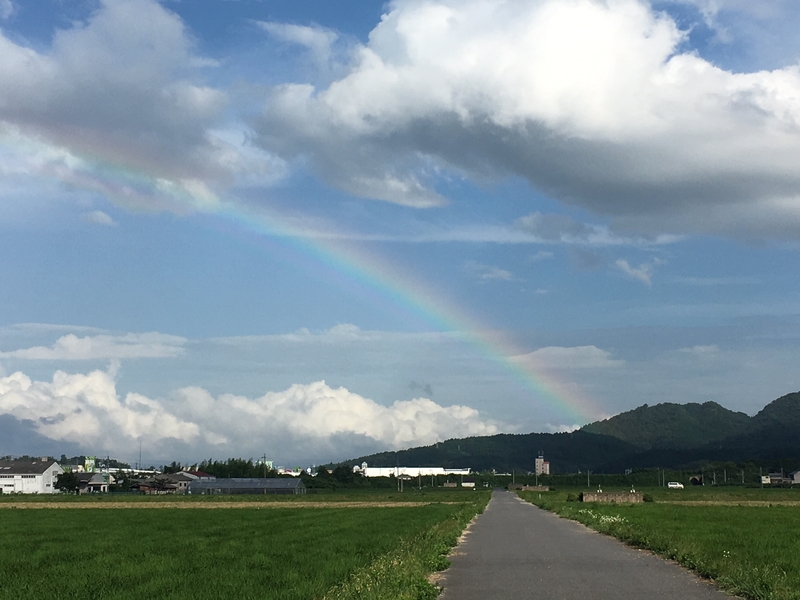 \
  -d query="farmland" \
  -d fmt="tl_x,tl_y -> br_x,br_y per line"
0,490 -> 489,600
520,487 -> 800,600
